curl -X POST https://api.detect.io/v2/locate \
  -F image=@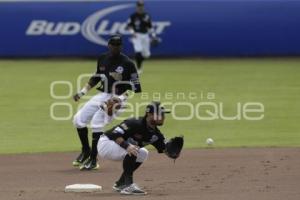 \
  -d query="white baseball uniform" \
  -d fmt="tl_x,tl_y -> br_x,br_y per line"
73,92 -> 126,133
